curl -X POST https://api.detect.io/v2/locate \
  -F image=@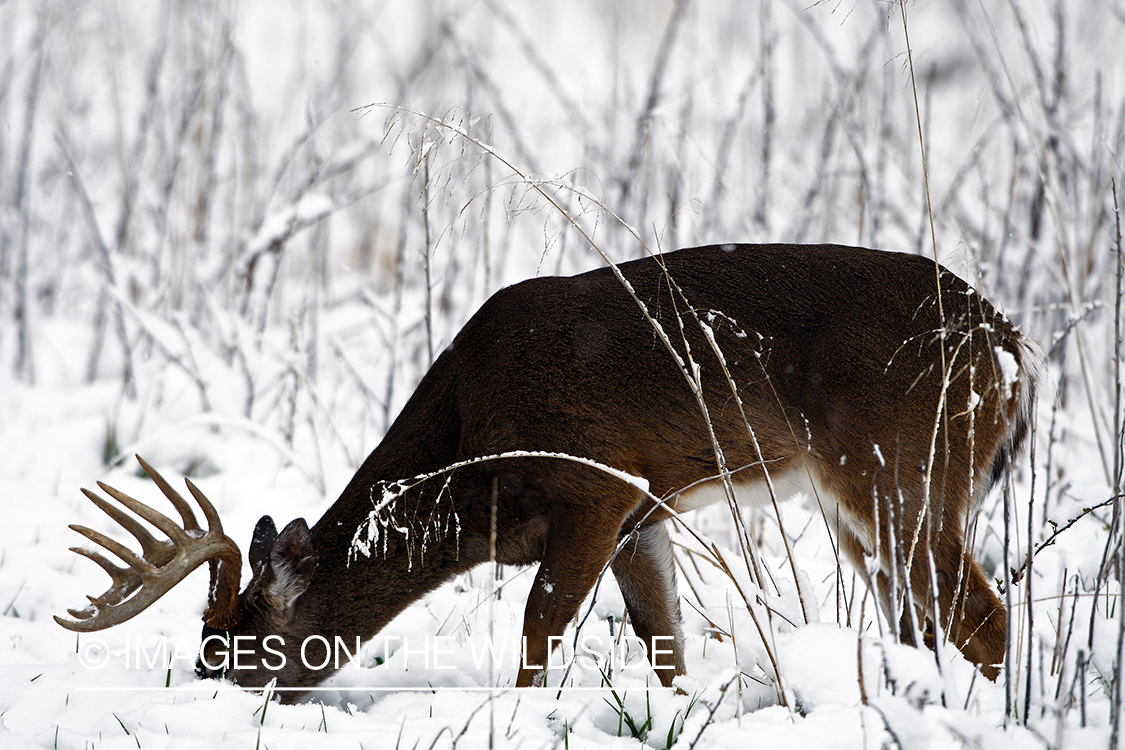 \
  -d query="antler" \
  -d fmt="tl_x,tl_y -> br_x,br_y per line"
55,456 -> 243,632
